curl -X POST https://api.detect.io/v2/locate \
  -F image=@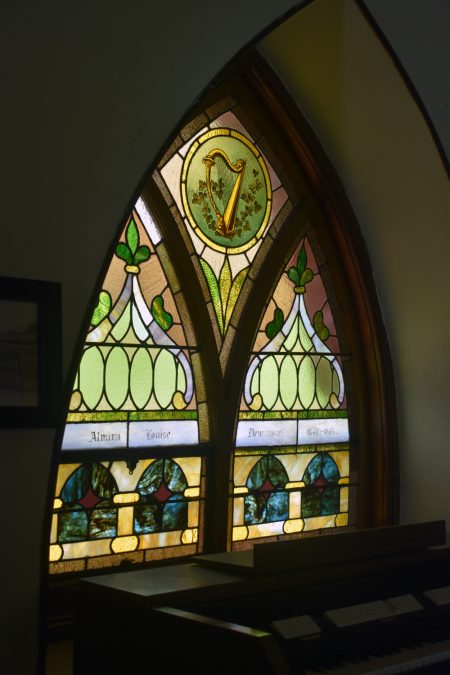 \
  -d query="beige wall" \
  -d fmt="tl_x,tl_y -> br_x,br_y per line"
261,0 -> 450,527
1,1 -> 449,673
